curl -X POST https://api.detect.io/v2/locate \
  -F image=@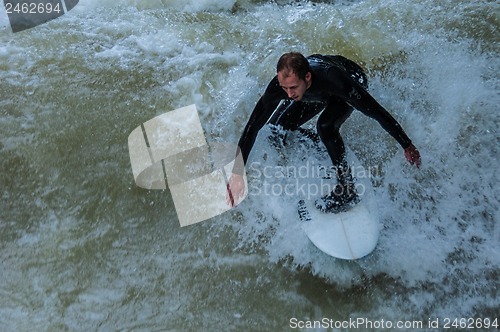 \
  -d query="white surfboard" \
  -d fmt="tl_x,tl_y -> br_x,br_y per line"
298,198 -> 379,260
292,130 -> 379,260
